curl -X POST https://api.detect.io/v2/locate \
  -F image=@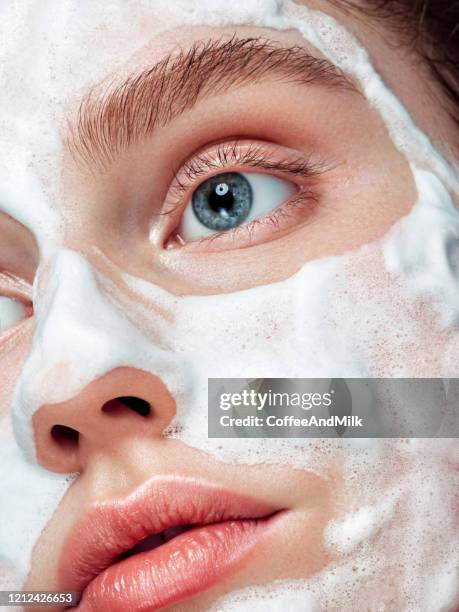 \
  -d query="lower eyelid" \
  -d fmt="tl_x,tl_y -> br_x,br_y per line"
187,187 -> 320,251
